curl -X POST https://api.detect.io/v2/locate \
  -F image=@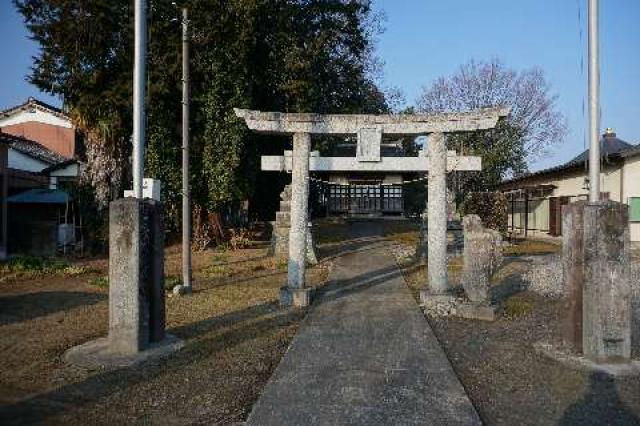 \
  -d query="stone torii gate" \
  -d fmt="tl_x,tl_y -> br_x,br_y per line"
235,107 -> 510,307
